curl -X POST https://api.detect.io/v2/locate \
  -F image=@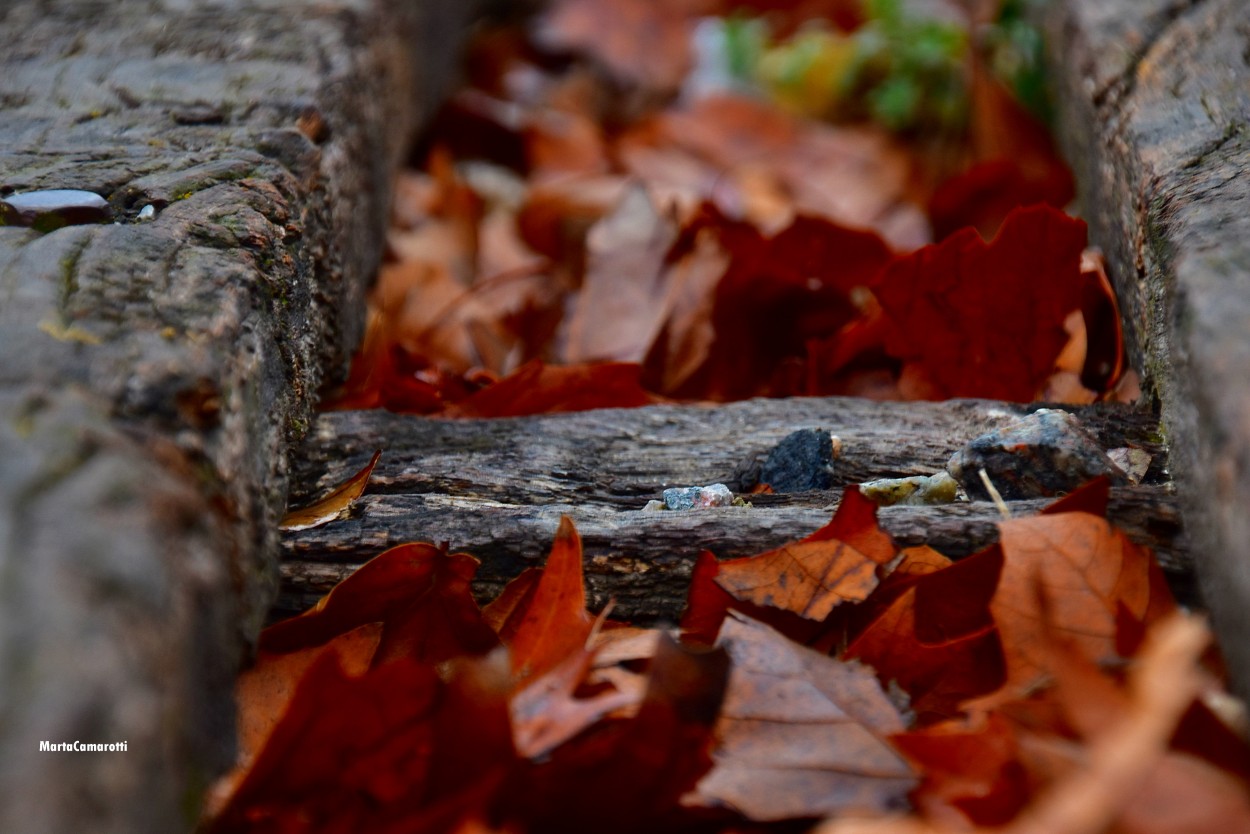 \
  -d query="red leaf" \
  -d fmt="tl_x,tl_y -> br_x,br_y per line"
643,205 -> 894,400
846,545 -> 1007,722
210,654 -> 443,832
260,542 -> 499,667
444,360 -> 657,418
872,204 -> 1088,401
